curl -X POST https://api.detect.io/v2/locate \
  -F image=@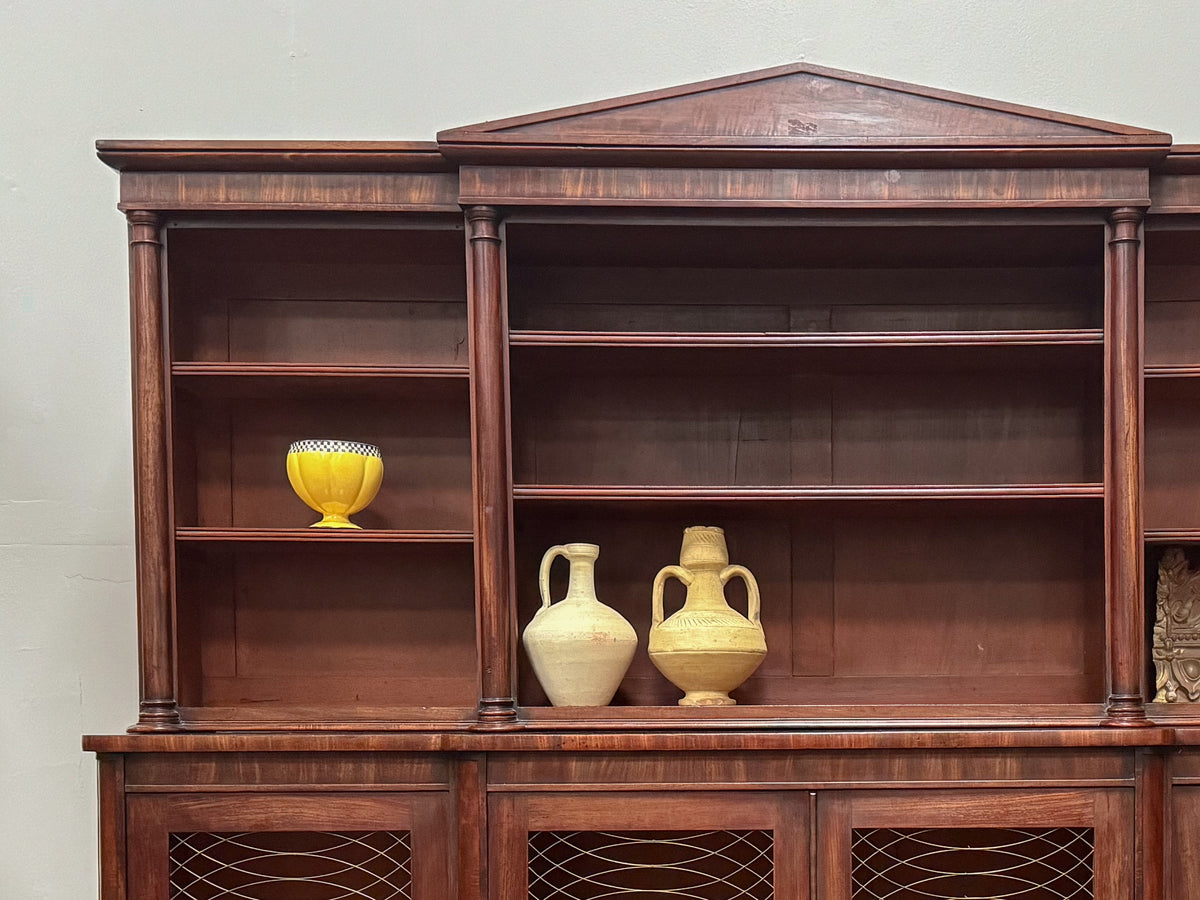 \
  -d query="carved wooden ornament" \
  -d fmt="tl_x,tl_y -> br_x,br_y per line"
1153,548 -> 1200,702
